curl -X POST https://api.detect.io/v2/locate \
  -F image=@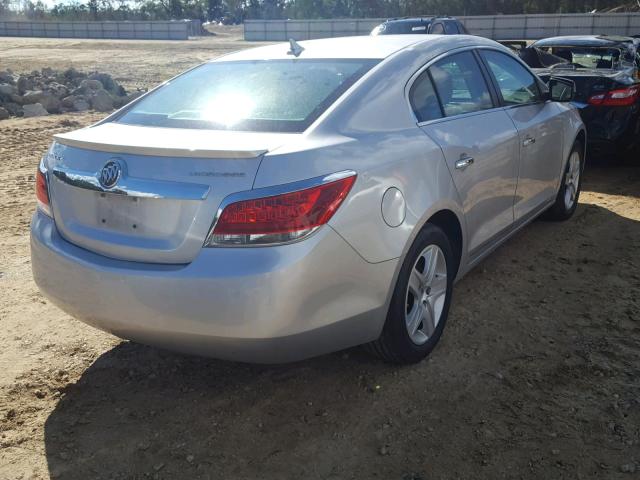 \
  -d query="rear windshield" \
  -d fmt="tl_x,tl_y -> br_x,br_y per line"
535,46 -> 631,69
116,59 -> 378,133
